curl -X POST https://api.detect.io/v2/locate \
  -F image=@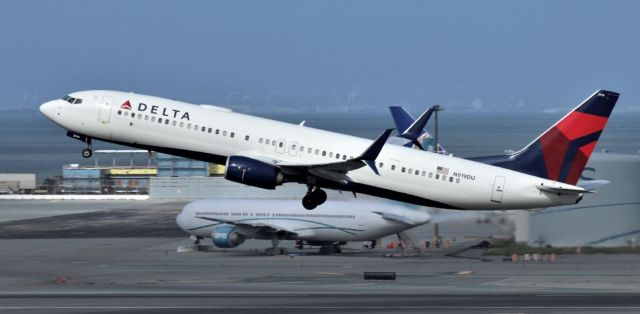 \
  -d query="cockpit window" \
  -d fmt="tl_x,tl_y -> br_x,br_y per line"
61,95 -> 82,104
